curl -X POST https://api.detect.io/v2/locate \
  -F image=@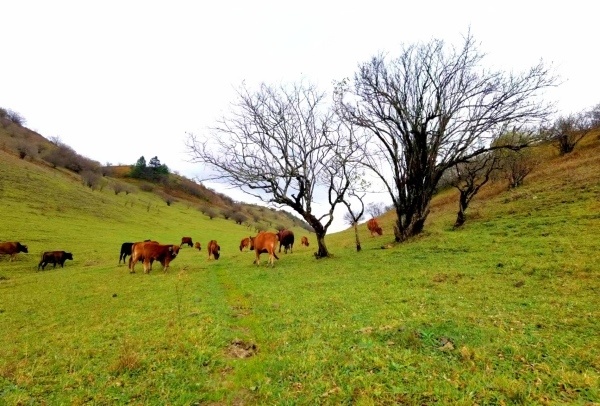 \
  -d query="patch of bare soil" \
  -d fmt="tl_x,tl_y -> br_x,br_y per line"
227,339 -> 258,359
